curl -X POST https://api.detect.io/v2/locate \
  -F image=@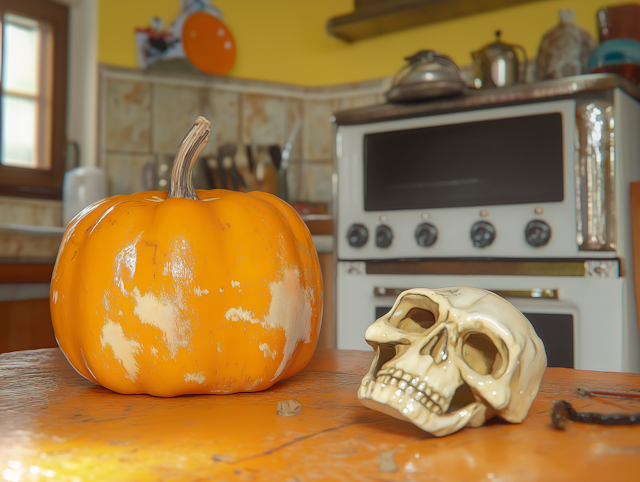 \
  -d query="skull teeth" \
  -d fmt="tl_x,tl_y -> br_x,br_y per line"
374,372 -> 444,414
